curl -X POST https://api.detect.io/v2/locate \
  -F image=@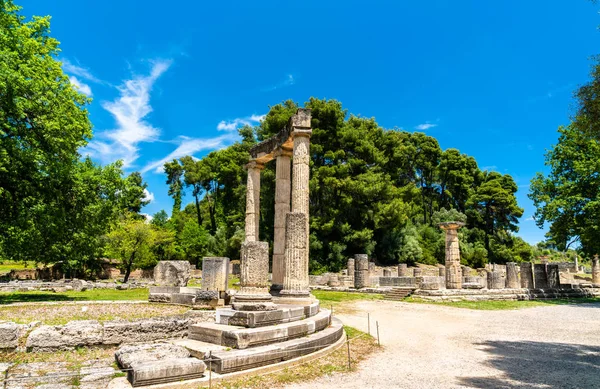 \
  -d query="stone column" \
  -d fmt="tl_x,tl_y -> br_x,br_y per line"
354,254 -> 369,289
505,262 -> 520,289
398,263 -> 408,277
487,270 -> 504,289
347,258 -> 355,278
520,262 -> 534,289
280,212 -> 311,299
244,161 -> 264,242
233,241 -> 275,311
439,222 -> 465,289
271,149 -> 292,293
413,268 -> 422,277
592,255 -> 600,285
